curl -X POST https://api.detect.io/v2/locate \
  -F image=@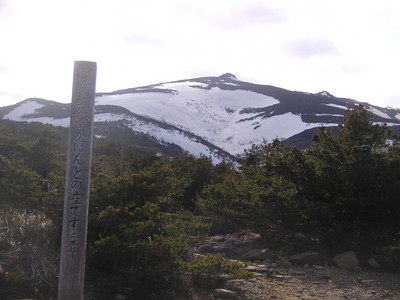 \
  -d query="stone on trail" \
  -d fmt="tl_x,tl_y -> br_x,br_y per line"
367,257 -> 381,269
289,251 -> 324,266
241,248 -> 275,261
333,251 -> 360,269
